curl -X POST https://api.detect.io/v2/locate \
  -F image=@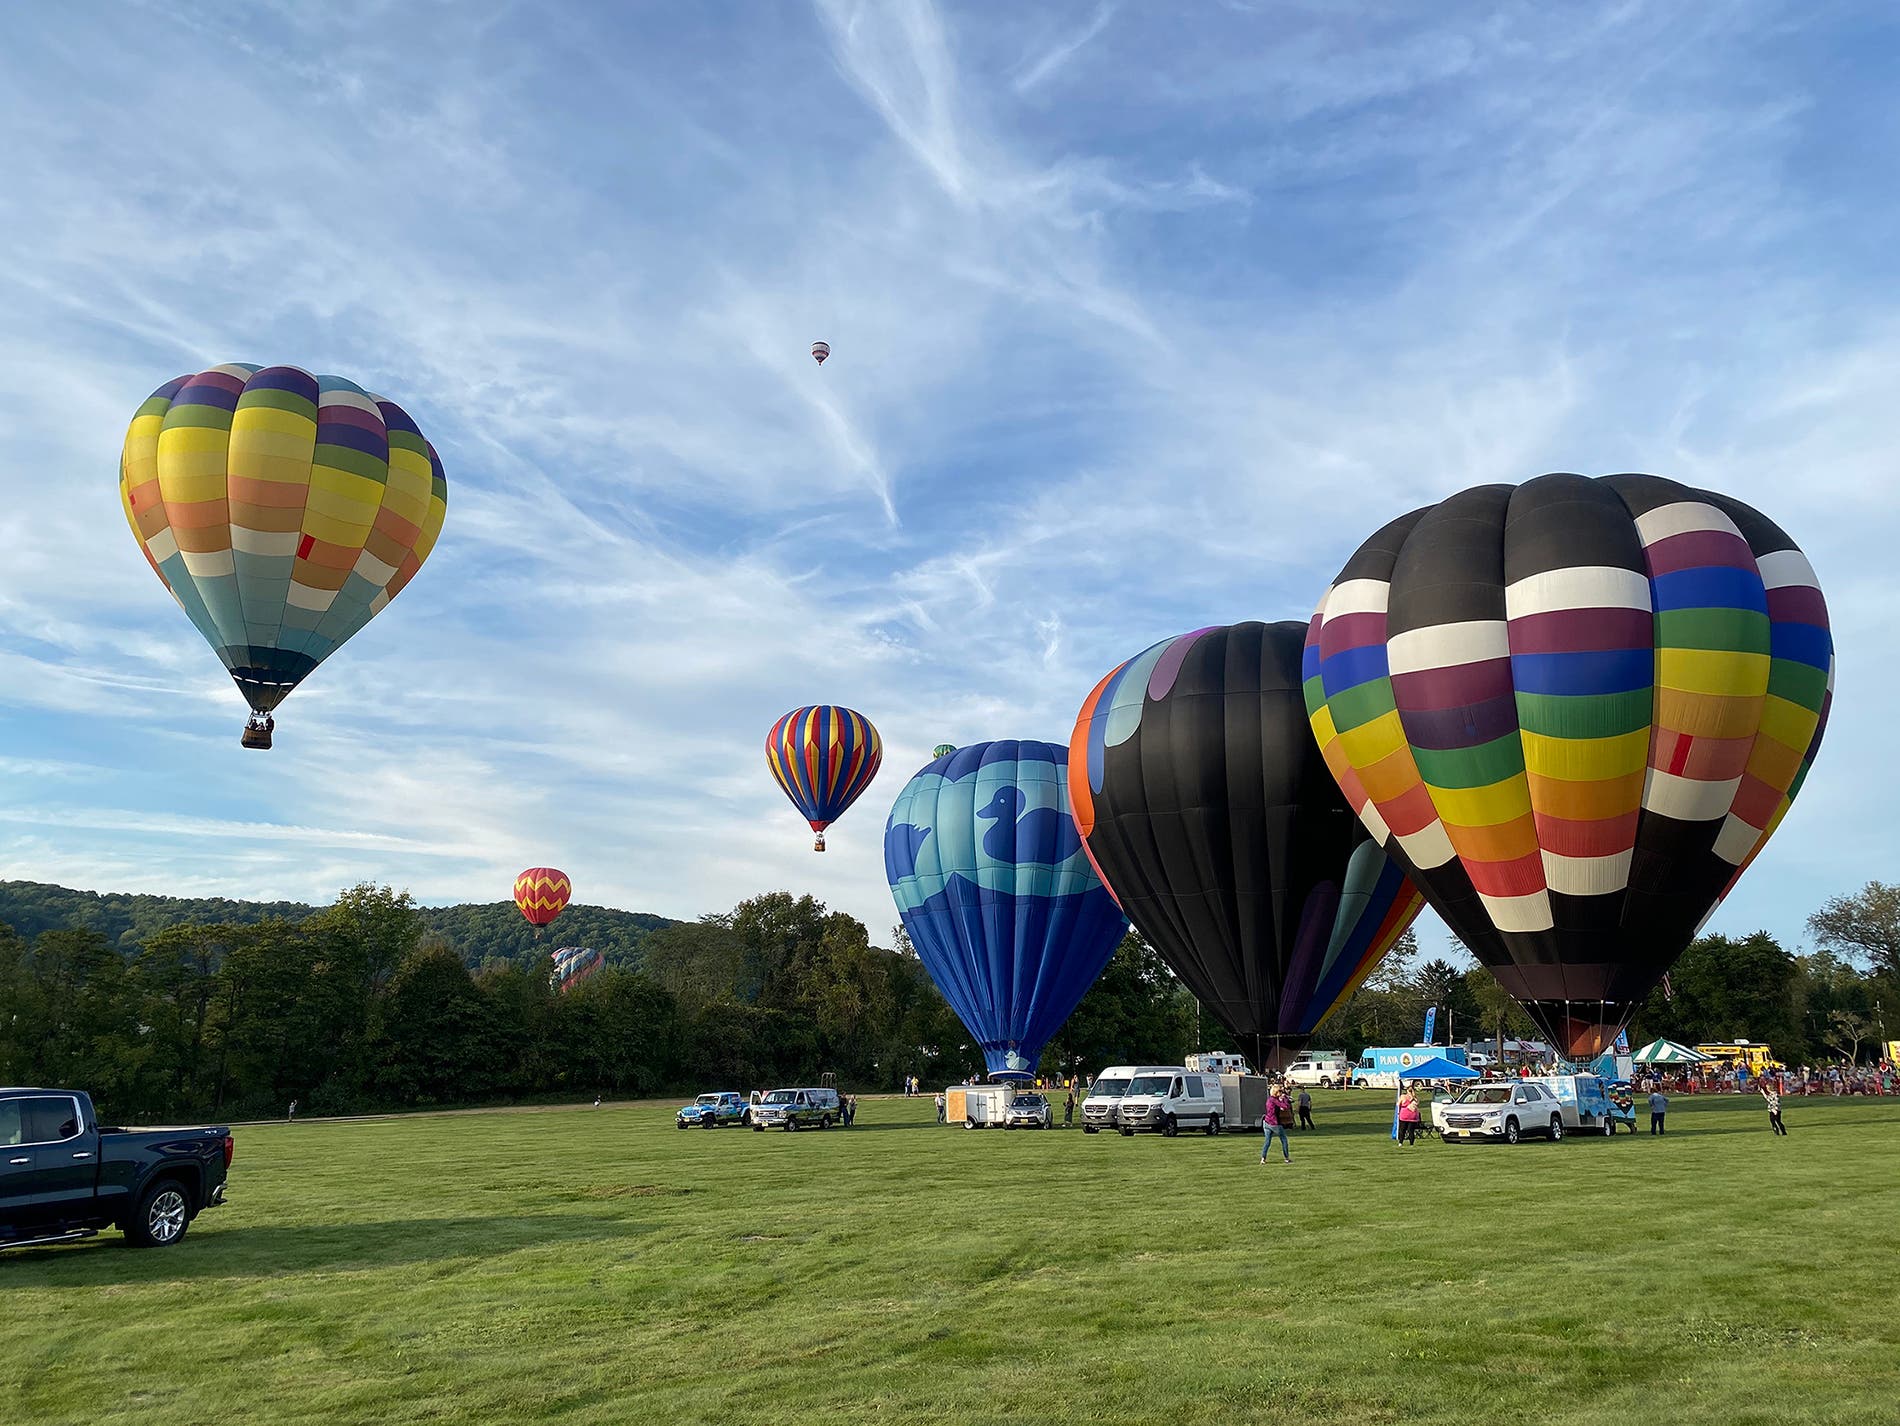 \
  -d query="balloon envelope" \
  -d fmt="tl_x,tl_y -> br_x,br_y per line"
932,744 -> 957,759
514,867 -> 572,928
886,740 -> 1126,1079
550,945 -> 603,993
1305,473 -> 1833,1057
1070,622 -> 1424,1067
766,706 -> 882,850
119,363 -> 447,722
811,341 -> 830,365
